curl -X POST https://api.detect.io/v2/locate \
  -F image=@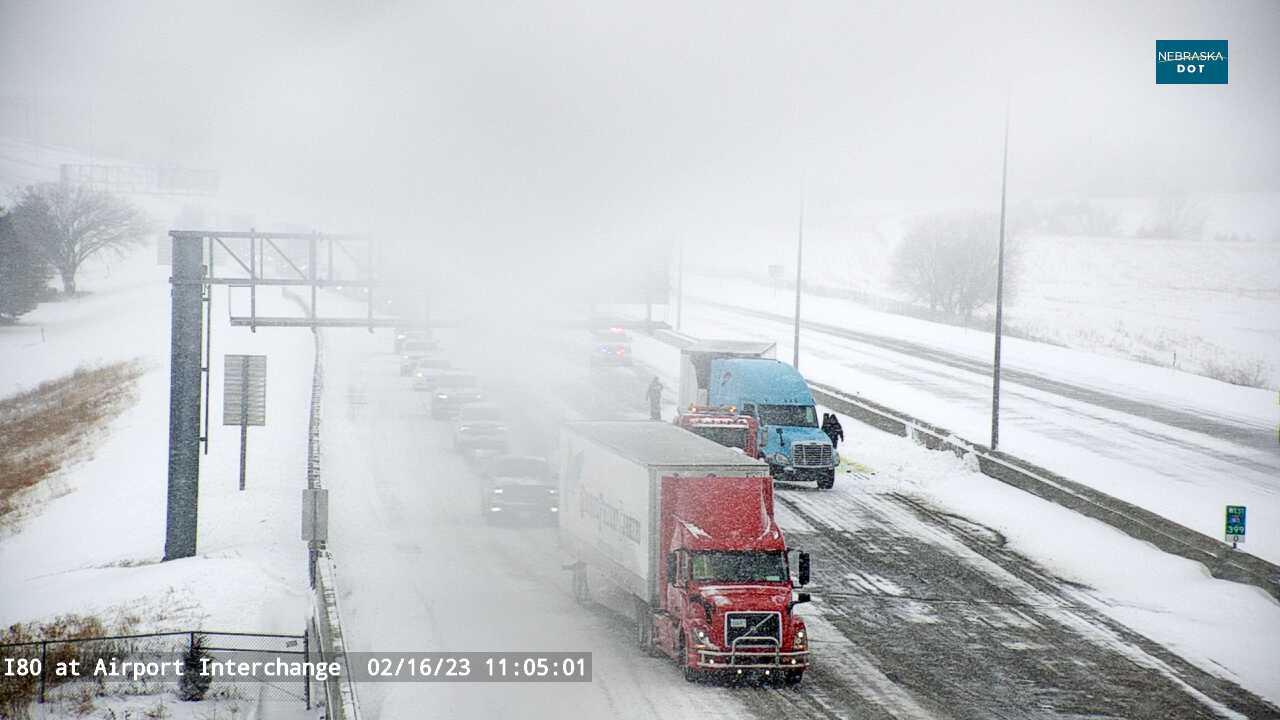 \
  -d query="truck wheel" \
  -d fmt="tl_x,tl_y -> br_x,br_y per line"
783,669 -> 804,686
816,470 -> 835,490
